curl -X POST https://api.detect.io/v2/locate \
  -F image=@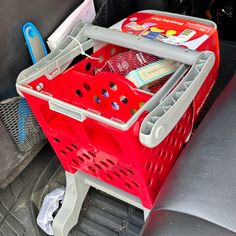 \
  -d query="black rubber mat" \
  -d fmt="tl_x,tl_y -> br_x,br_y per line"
70,190 -> 144,236
0,144 -> 55,236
